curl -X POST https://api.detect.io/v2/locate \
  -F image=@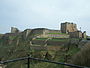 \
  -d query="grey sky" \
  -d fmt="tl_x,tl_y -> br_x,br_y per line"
0,0 -> 90,35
